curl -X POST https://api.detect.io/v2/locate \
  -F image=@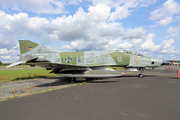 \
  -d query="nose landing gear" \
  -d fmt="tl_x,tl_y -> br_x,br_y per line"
138,68 -> 146,78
